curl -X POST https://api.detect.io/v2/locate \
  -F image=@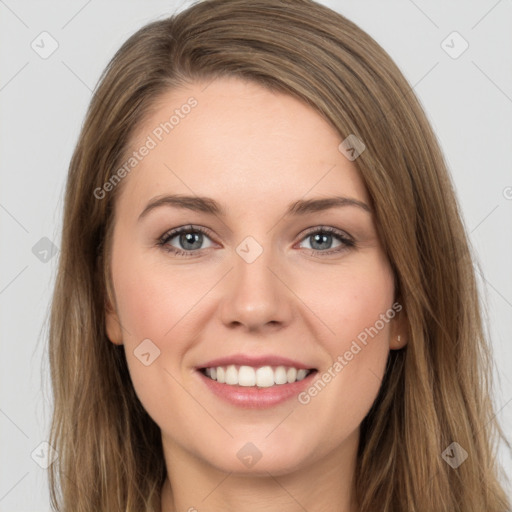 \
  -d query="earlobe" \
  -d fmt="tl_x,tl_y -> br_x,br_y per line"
390,333 -> 407,350
390,306 -> 408,350
105,304 -> 124,345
